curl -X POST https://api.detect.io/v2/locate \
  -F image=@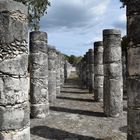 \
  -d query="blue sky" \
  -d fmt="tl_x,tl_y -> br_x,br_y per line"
40,0 -> 126,56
